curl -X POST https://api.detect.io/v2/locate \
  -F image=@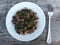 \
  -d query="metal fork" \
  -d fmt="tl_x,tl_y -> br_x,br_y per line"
47,4 -> 54,44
